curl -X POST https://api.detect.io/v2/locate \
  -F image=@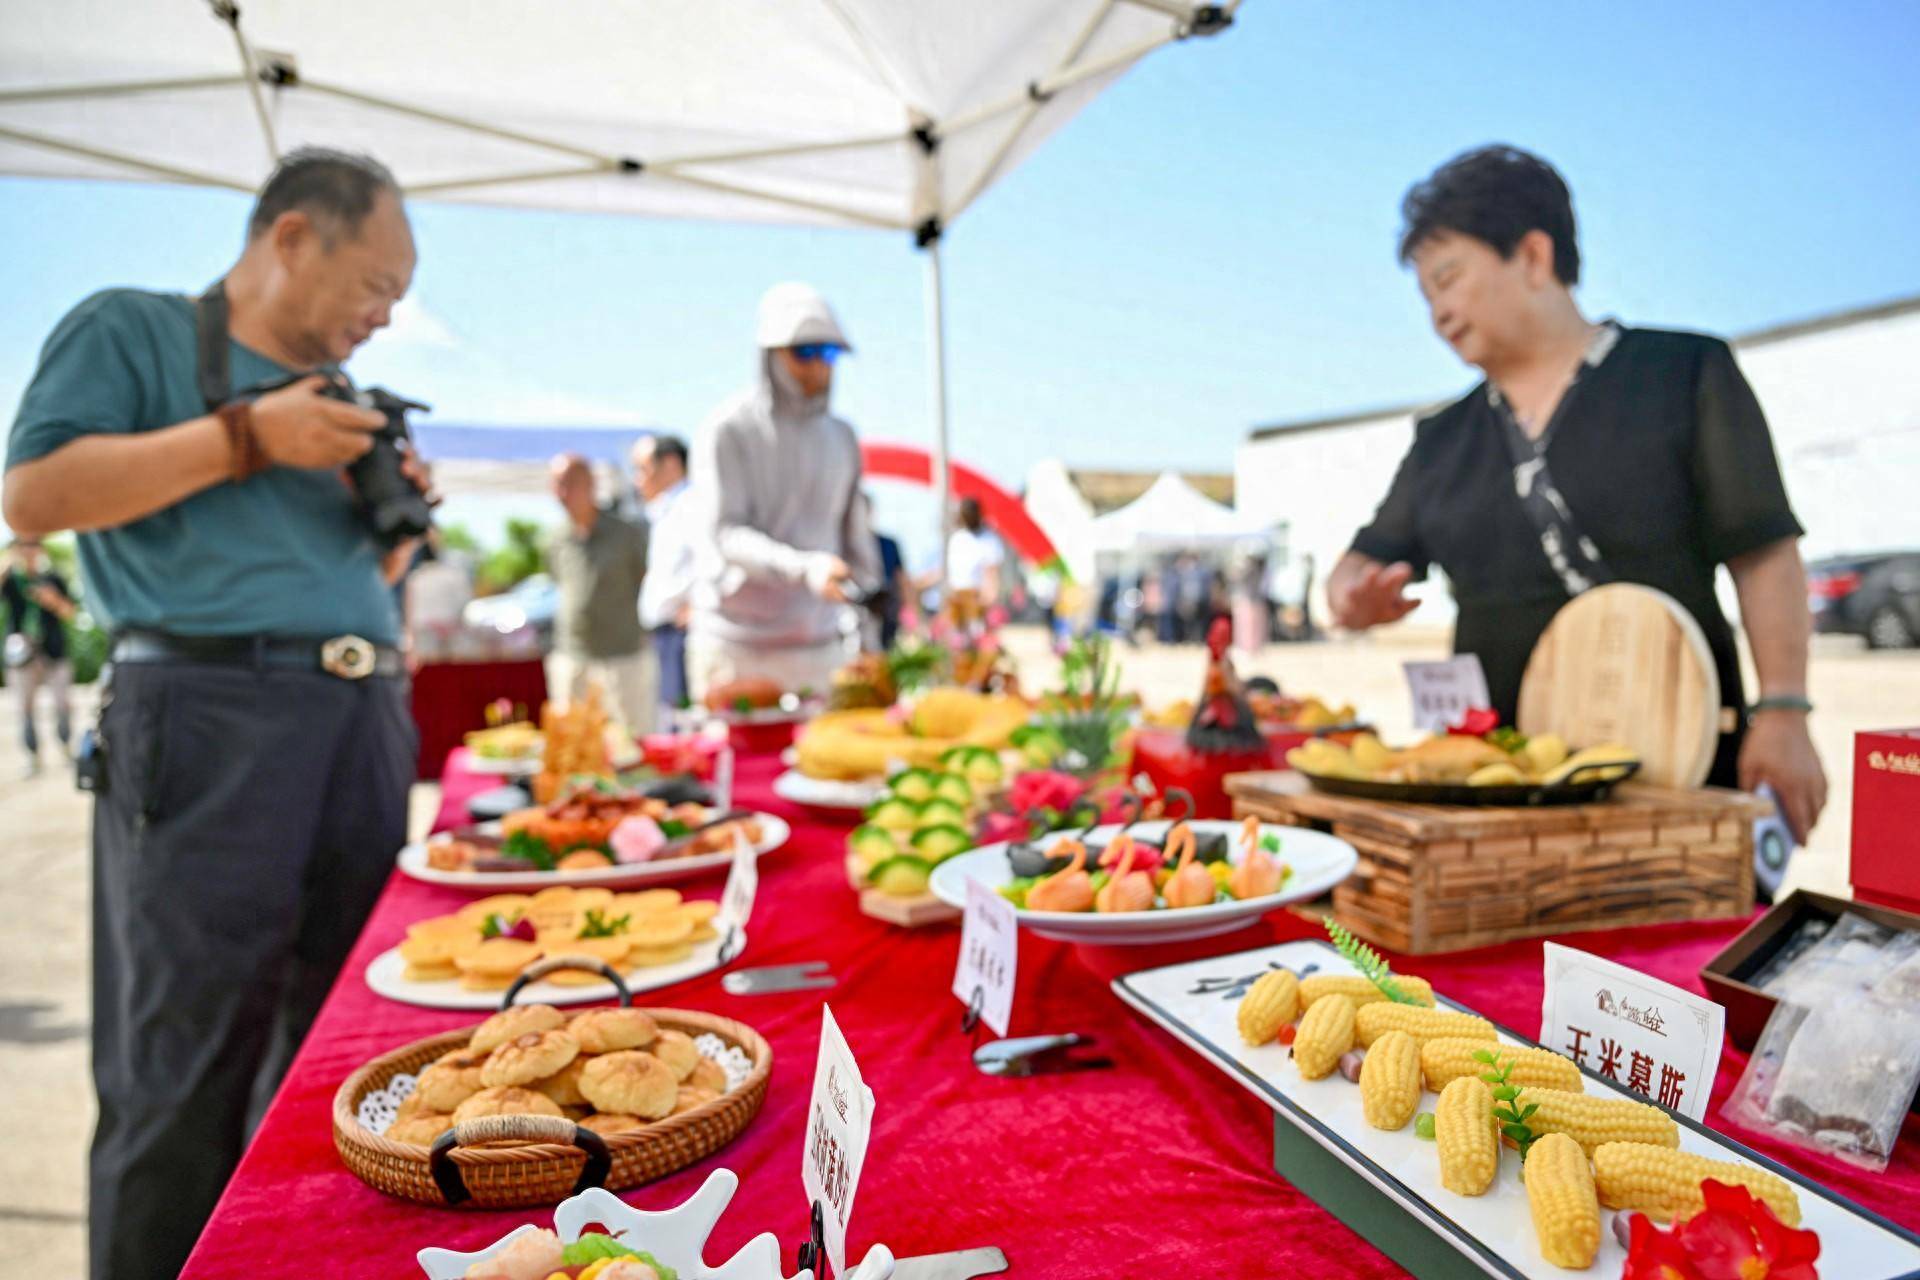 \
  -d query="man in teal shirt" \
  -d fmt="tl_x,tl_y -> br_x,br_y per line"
5,148 -> 428,1280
